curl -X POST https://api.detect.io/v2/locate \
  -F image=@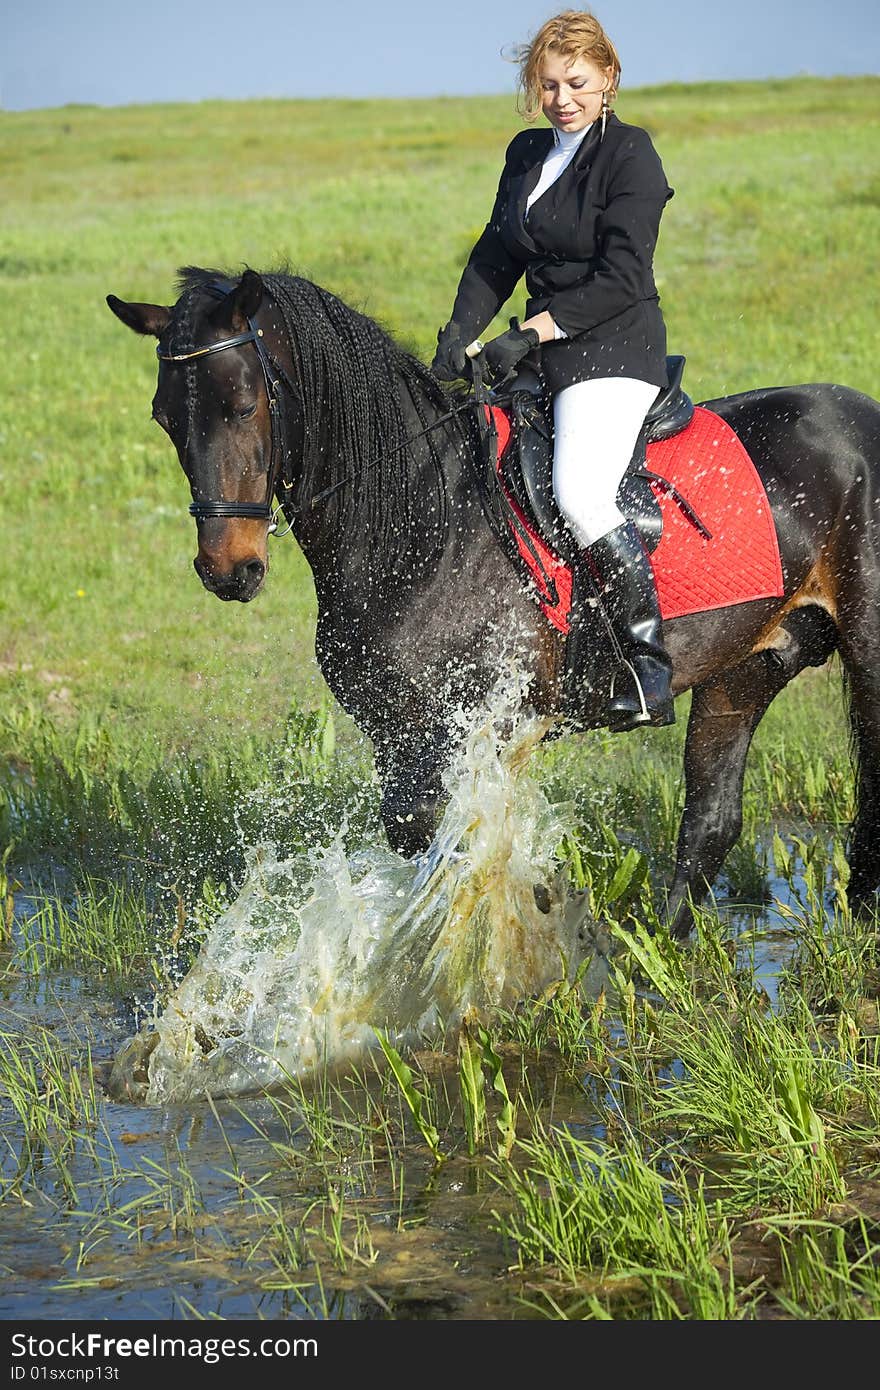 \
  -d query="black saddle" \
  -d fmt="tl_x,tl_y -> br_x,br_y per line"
501,354 -> 695,559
